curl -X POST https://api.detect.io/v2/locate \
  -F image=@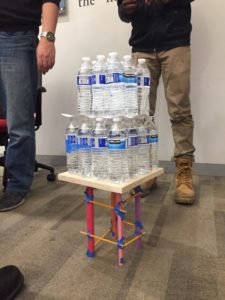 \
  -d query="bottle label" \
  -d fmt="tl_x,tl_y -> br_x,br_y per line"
108,139 -> 127,150
92,74 -> 106,85
128,136 -> 138,147
150,134 -> 158,144
78,137 -> 91,149
71,143 -> 79,151
66,134 -> 77,153
106,72 -> 123,84
90,137 -> 108,148
123,74 -> 137,84
138,135 -> 150,145
138,76 -> 150,87
77,75 -> 92,86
